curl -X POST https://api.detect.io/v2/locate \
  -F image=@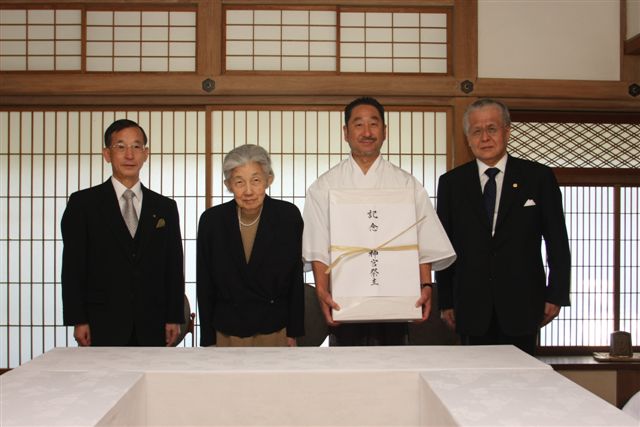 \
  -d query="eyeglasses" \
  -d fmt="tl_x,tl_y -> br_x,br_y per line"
468,125 -> 504,140
109,143 -> 145,153
228,176 -> 268,189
